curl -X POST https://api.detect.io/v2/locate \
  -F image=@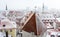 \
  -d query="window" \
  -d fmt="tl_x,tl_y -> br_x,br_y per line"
51,20 -> 52,21
3,36 -> 6,37
10,29 -> 12,32
48,20 -> 49,21
58,35 -> 60,37
51,35 -> 55,37
11,36 -> 13,37
0,30 -> 2,32
3,24 -> 6,27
